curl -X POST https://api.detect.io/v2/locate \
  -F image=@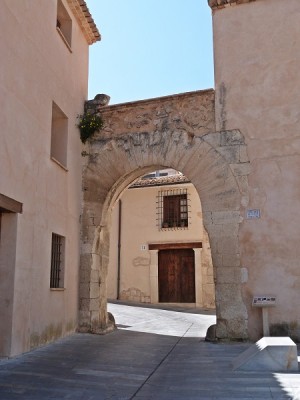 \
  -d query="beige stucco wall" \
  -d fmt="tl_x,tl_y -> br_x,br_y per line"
107,182 -> 215,309
0,0 -> 90,356
212,0 -> 300,340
